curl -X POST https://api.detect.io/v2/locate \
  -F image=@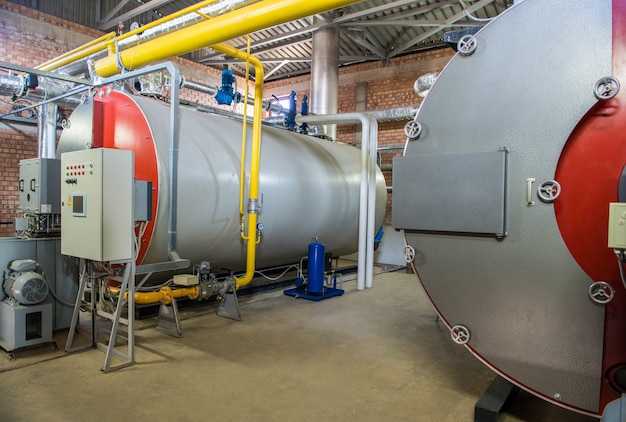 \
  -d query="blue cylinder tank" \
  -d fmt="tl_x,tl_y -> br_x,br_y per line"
307,239 -> 325,295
